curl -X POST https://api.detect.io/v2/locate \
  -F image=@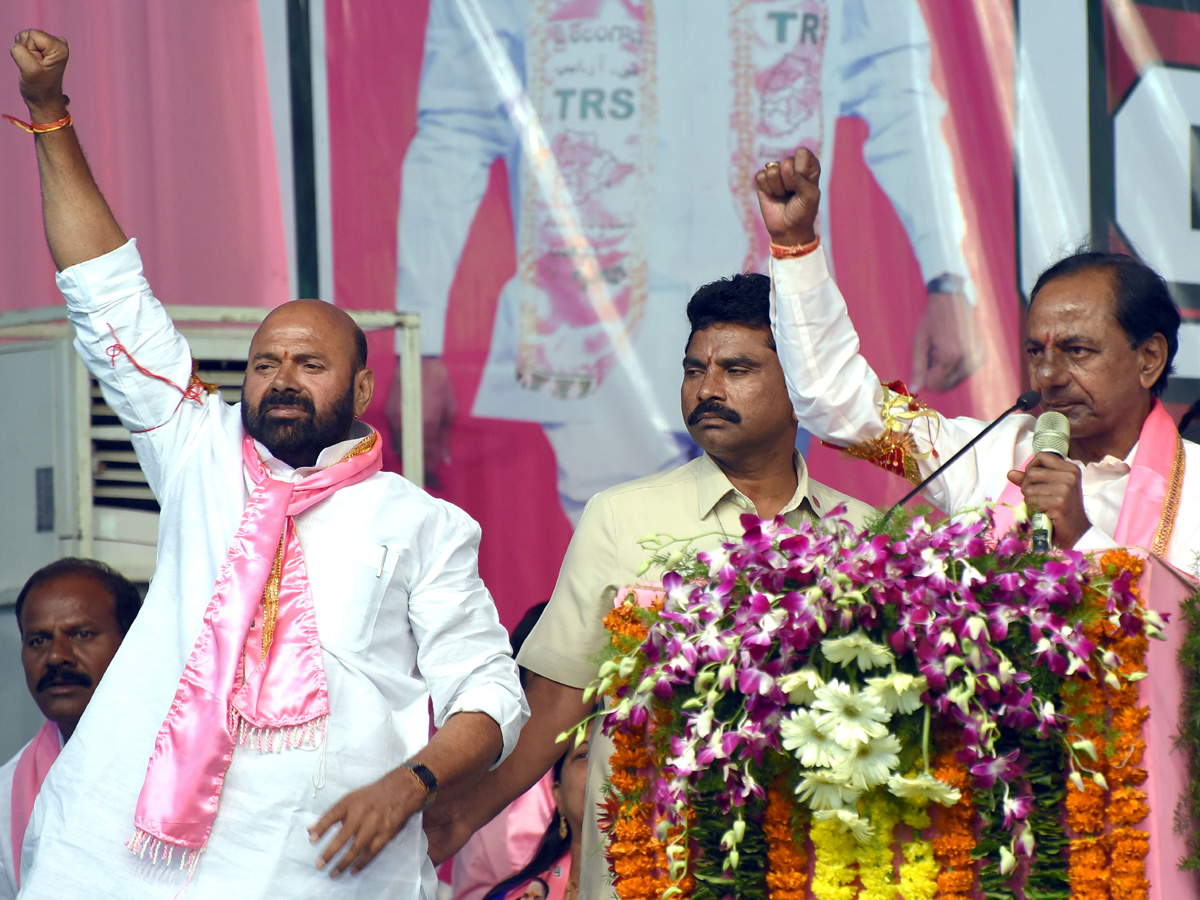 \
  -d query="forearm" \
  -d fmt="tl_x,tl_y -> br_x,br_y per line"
406,710 -> 504,805
461,674 -> 589,830
26,103 -> 126,271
